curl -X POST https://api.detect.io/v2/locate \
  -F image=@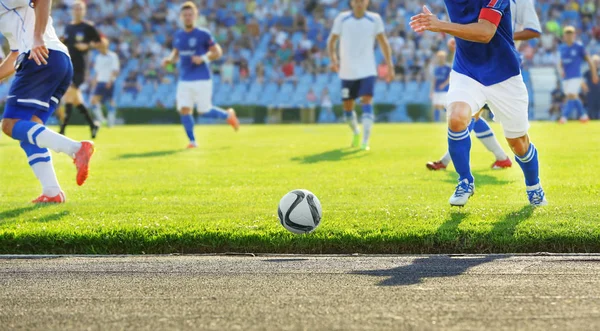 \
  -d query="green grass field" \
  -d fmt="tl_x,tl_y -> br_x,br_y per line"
1,122 -> 599,254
